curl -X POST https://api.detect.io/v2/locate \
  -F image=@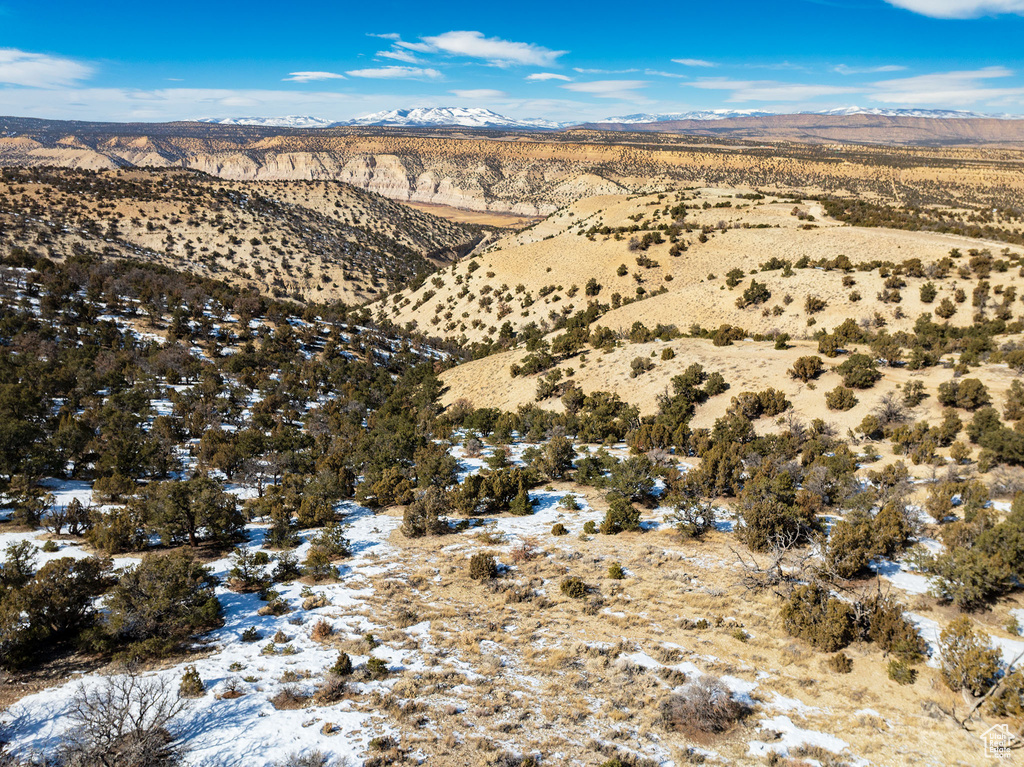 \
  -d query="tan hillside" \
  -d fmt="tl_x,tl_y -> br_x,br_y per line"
380,186 -> 1023,343
0,167 -> 479,303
